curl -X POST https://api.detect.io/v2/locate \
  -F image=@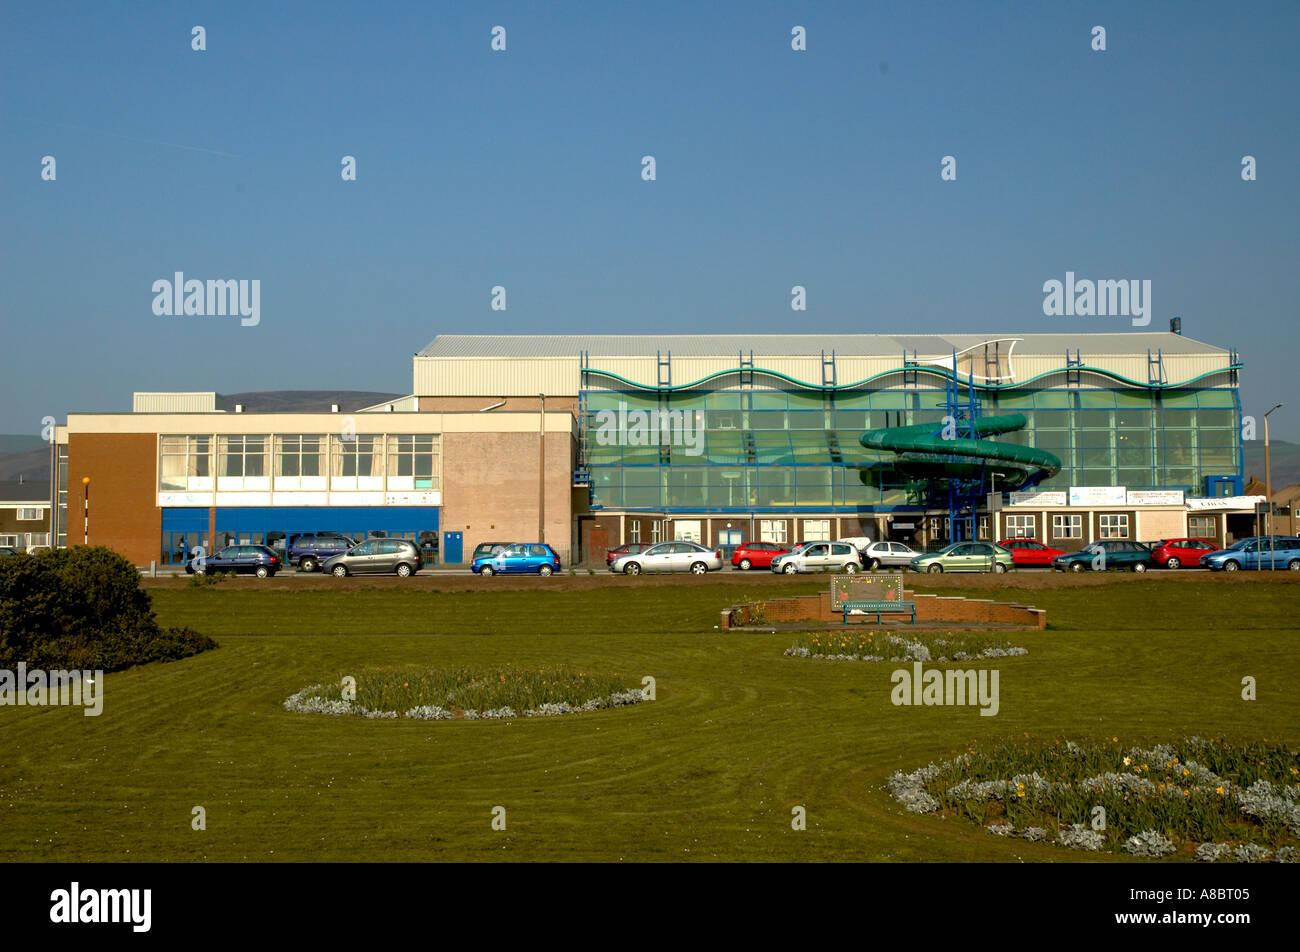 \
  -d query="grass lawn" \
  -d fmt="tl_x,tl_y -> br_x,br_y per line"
1,574 -> 1296,861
